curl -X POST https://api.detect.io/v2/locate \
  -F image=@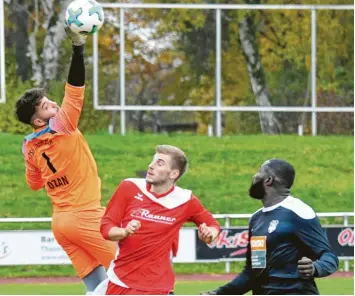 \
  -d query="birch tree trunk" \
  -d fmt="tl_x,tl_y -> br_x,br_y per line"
28,0 -> 71,86
42,0 -> 71,86
238,12 -> 281,134
28,0 -> 42,85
